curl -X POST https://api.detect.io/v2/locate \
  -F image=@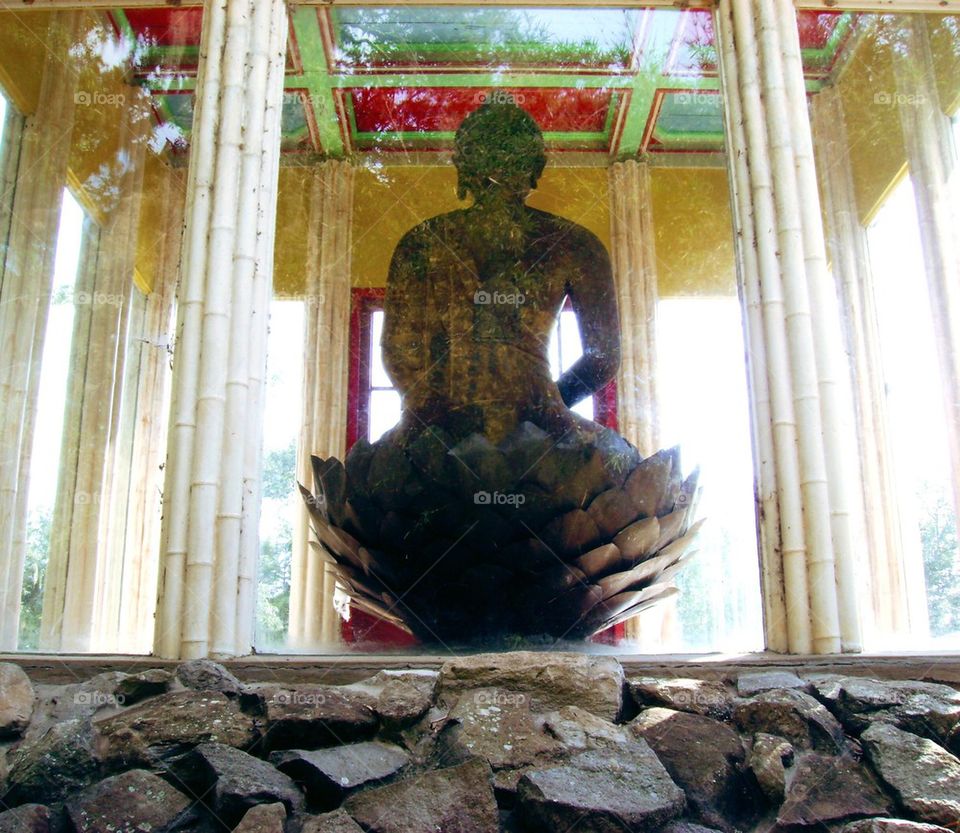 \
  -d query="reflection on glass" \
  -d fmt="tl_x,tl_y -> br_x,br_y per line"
806,10 -> 960,649
0,7 -> 196,653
